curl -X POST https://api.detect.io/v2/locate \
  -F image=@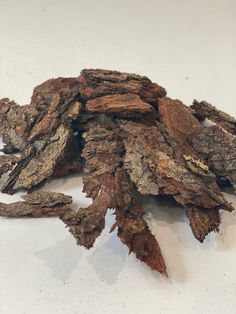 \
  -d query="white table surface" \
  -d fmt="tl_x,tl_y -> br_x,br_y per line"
0,1 -> 236,313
